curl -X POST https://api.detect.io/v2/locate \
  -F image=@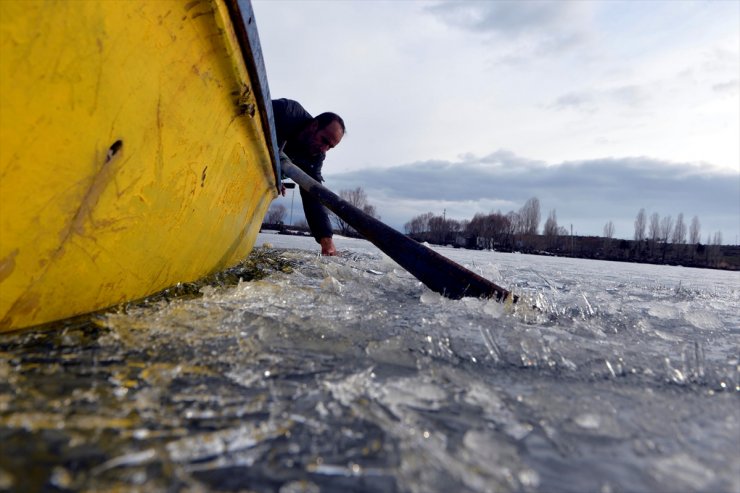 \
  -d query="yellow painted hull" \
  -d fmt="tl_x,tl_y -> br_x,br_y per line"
0,0 -> 279,331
